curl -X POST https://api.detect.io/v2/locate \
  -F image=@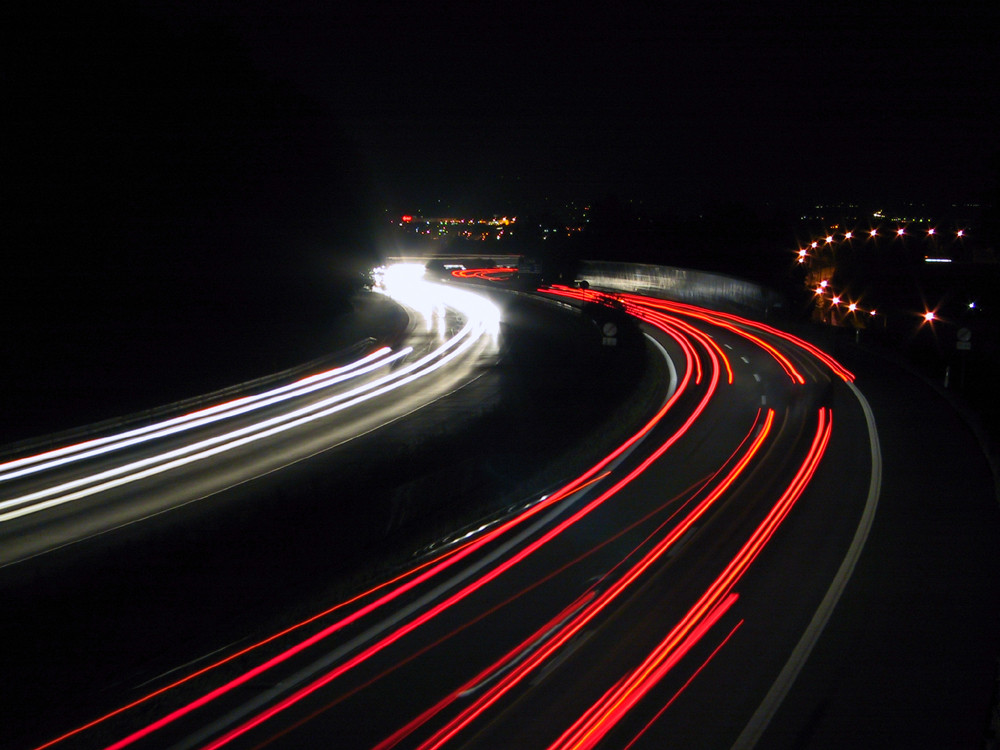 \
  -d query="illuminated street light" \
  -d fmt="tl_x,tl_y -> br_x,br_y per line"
831,296 -> 841,306
927,227 -> 936,236
924,311 -> 936,323
957,229 -> 965,238
844,231 -> 853,240
869,228 -> 878,238
897,227 -> 905,237
848,302 -> 858,313
820,279 -> 829,288
826,235 -> 835,244
811,241 -> 819,249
